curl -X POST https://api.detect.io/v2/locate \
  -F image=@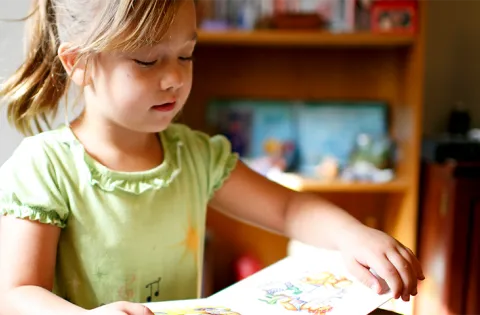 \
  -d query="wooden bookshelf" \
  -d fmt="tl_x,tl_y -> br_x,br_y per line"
198,30 -> 416,47
185,4 -> 426,314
